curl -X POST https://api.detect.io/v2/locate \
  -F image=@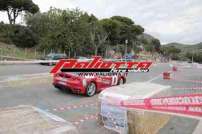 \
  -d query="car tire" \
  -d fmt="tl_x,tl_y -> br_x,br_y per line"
86,82 -> 96,97
49,62 -> 53,66
54,85 -> 64,92
117,78 -> 126,85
